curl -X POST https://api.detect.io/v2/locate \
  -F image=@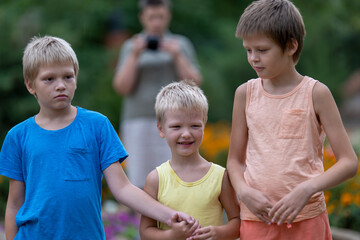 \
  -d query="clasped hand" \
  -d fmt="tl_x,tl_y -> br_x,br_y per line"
242,182 -> 312,225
